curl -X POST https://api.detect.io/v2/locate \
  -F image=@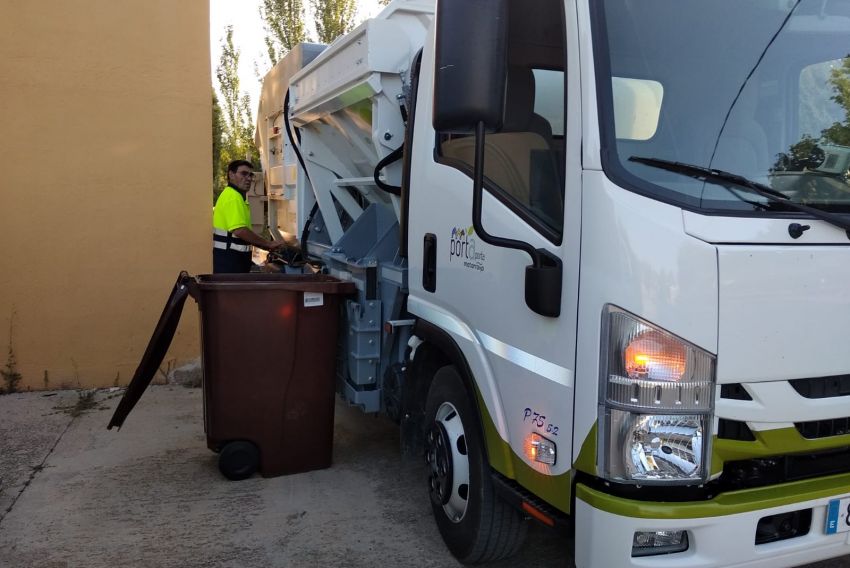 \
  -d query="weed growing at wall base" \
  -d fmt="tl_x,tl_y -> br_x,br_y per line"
1,312 -> 22,394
